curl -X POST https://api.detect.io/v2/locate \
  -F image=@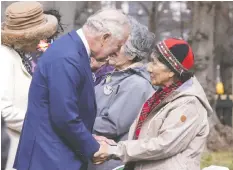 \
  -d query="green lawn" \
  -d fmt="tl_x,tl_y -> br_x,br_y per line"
112,152 -> 233,170
201,152 -> 233,170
